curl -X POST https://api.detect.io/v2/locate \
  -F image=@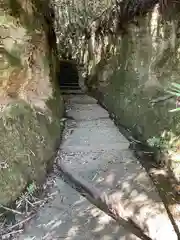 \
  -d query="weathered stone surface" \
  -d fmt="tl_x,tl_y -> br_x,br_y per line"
66,103 -> 109,120
64,94 -> 97,104
85,11 -> 180,178
61,115 -> 129,151
18,94 -> 177,240
83,11 -> 180,231
0,1 -> 63,205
